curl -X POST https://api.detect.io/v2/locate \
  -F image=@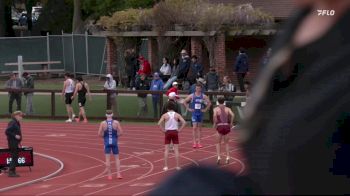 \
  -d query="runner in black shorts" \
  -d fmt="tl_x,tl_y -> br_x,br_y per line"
61,73 -> 75,122
72,76 -> 92,123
